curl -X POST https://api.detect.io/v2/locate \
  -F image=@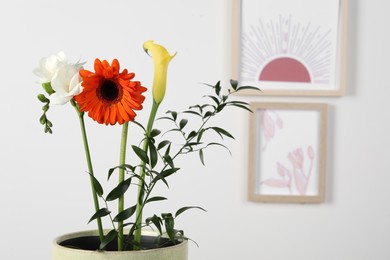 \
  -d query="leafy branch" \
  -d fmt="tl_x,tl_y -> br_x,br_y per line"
84,80 -> 260,250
